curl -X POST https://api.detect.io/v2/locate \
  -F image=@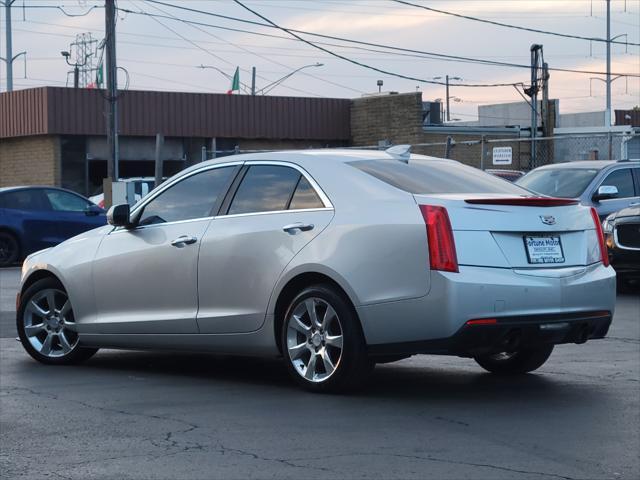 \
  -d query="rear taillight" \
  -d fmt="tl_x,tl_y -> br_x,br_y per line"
419,205 -> 459,273
590,207 -> 609,267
